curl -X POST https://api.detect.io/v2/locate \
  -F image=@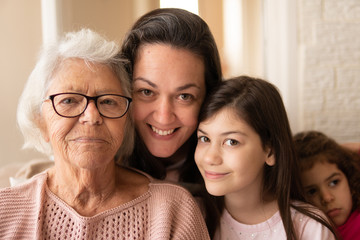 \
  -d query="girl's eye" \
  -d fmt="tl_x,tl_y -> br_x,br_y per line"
306,188 -> 317,196
224,139 -> 239,146
329,179 -> 339,187
178,93 -> 193,101
198,136 -> 210,143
